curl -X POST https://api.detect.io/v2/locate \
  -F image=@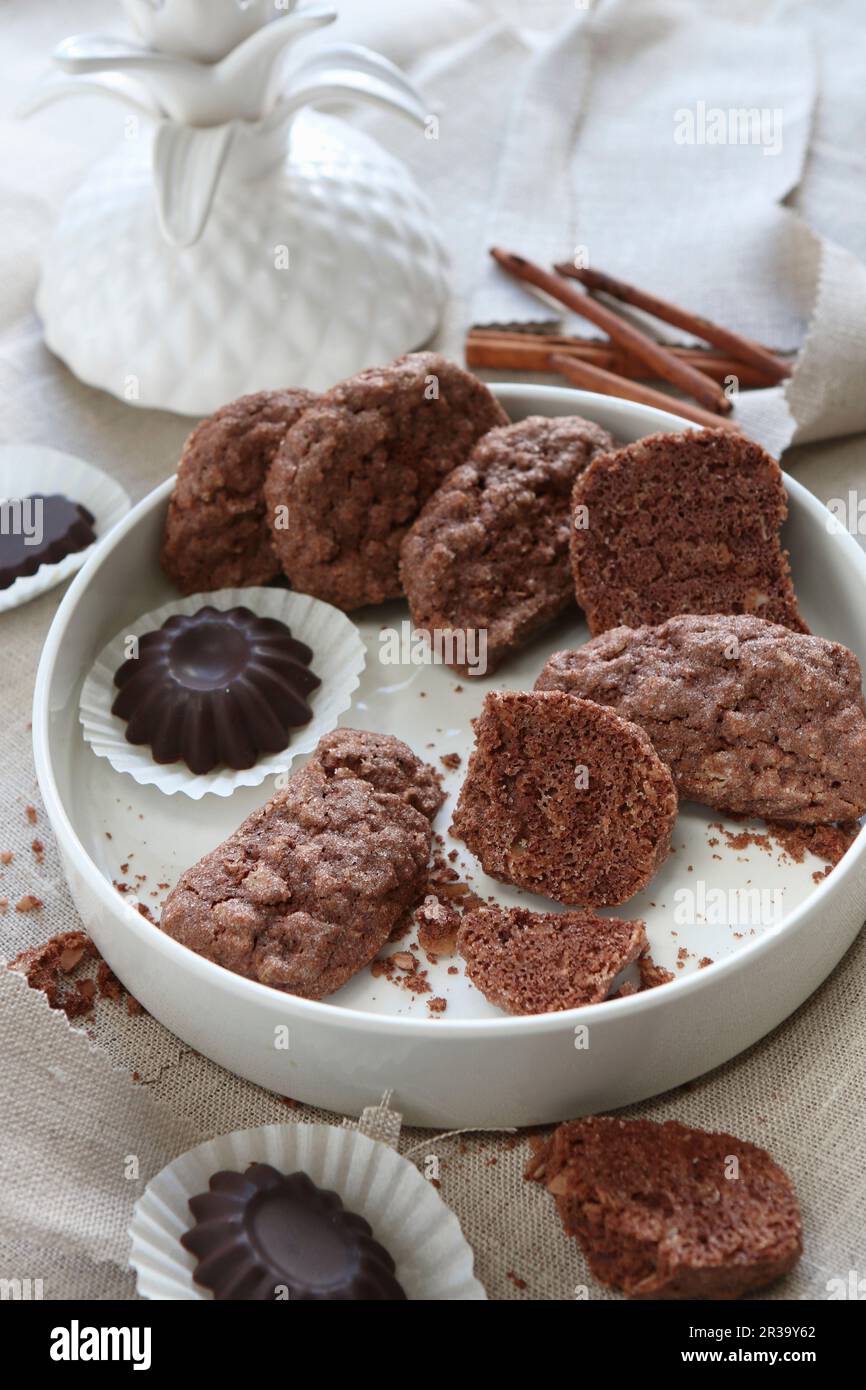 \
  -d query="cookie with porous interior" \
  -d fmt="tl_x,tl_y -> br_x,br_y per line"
159,730 -> 443,999
570,428 -> 806,635
161,388 -> 316,594
264,353 -> 508,610
458,905 -> 647,1013
450,690 -> 677,906
526,1116 -> 803,1299
399,415 -> 614,676
536,614 -> 866,823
